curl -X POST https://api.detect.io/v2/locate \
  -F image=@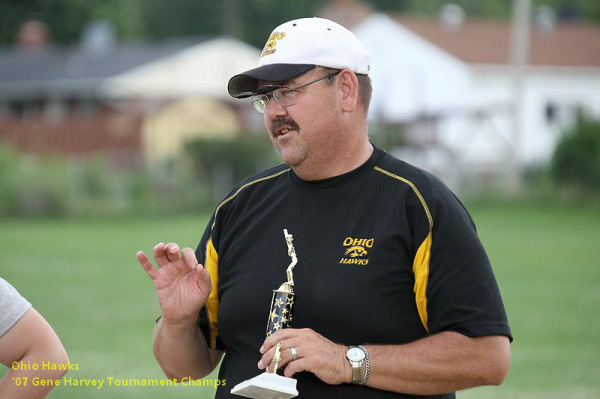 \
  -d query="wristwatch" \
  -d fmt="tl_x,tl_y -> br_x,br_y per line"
345,346 -> 366,384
